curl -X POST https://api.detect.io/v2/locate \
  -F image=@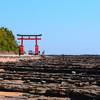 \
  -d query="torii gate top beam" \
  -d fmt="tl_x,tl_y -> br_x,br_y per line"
17,34 -> 42,37
17,34 -> 42,41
